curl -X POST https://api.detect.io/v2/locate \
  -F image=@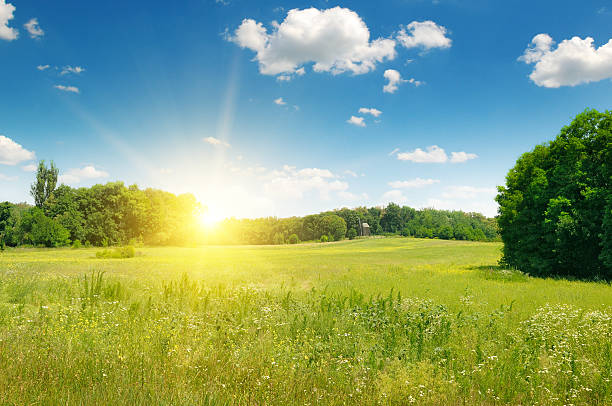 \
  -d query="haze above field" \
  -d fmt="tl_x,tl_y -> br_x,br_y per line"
1,0 -> 611,220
